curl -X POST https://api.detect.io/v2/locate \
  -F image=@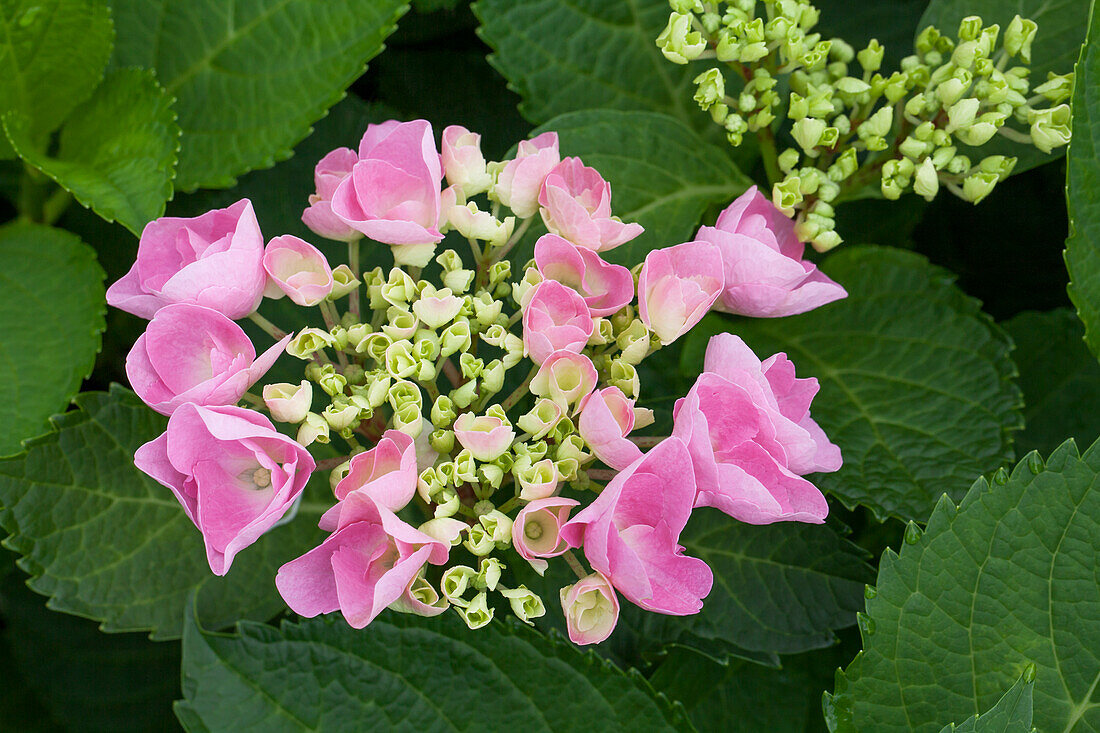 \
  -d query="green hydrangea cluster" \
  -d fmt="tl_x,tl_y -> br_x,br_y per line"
658,0 -> 1073,251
